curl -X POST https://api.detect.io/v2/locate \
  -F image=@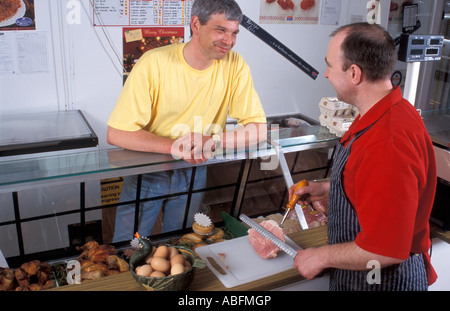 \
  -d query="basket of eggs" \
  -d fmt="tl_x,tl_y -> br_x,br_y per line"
129,232 -> 205,291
